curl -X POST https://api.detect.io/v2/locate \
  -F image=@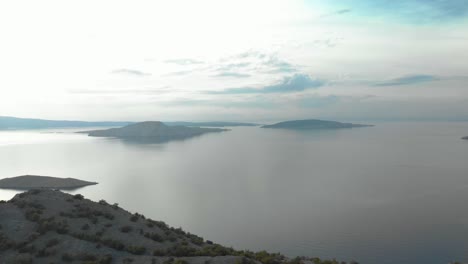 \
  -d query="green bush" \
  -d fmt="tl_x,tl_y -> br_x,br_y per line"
62,253 -> 74,262
145,232 -> 163,242
73,194 -> 84,200
127,245 -> 146,255
153,248 -> 167,256
46,238 -> 60,248
130,214 -> 139,222
120,225 -> 133,233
